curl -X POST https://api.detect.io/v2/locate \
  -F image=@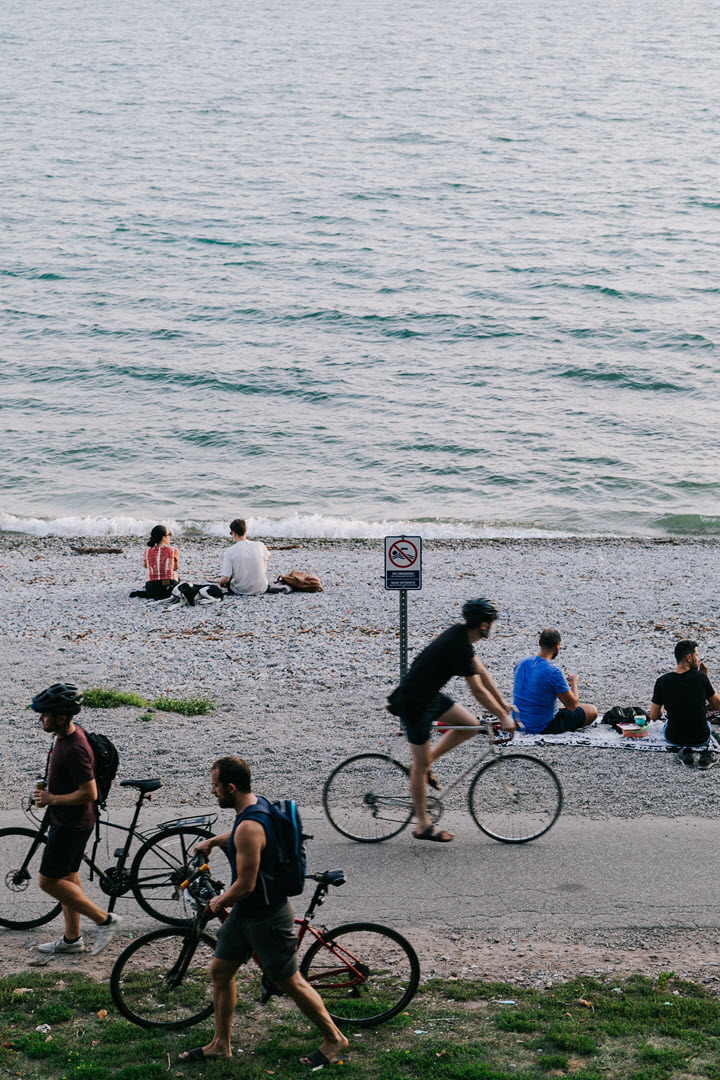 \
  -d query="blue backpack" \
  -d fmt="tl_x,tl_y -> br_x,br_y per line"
249,798 -> 310,897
